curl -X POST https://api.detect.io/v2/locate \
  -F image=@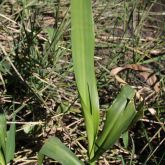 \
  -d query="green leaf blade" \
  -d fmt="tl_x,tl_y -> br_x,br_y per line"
38,137 -> 84,165
0,114 -> 7,164
6,116 -> 16,163
0,150 -> 5,165
71,0 -> 99,156
92,86 -> 137,161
